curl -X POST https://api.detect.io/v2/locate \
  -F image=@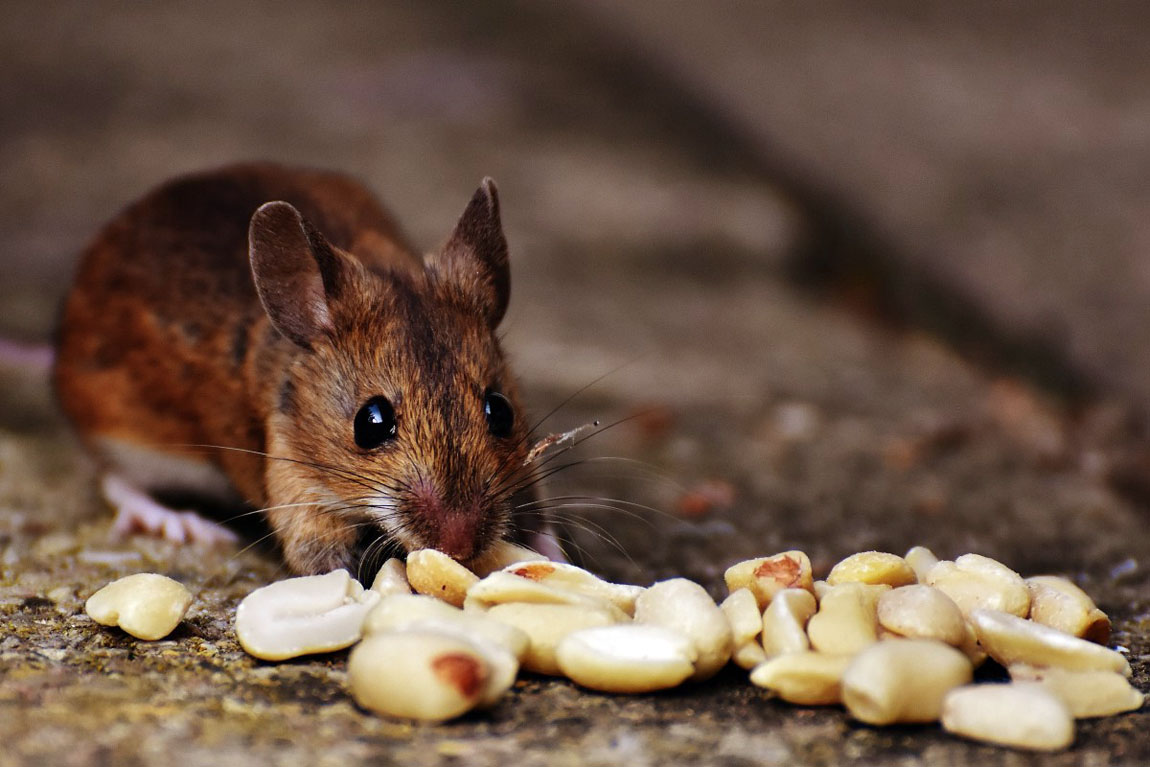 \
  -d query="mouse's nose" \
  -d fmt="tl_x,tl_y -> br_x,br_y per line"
409,480 -> 483,561
435,513 -> 479,561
